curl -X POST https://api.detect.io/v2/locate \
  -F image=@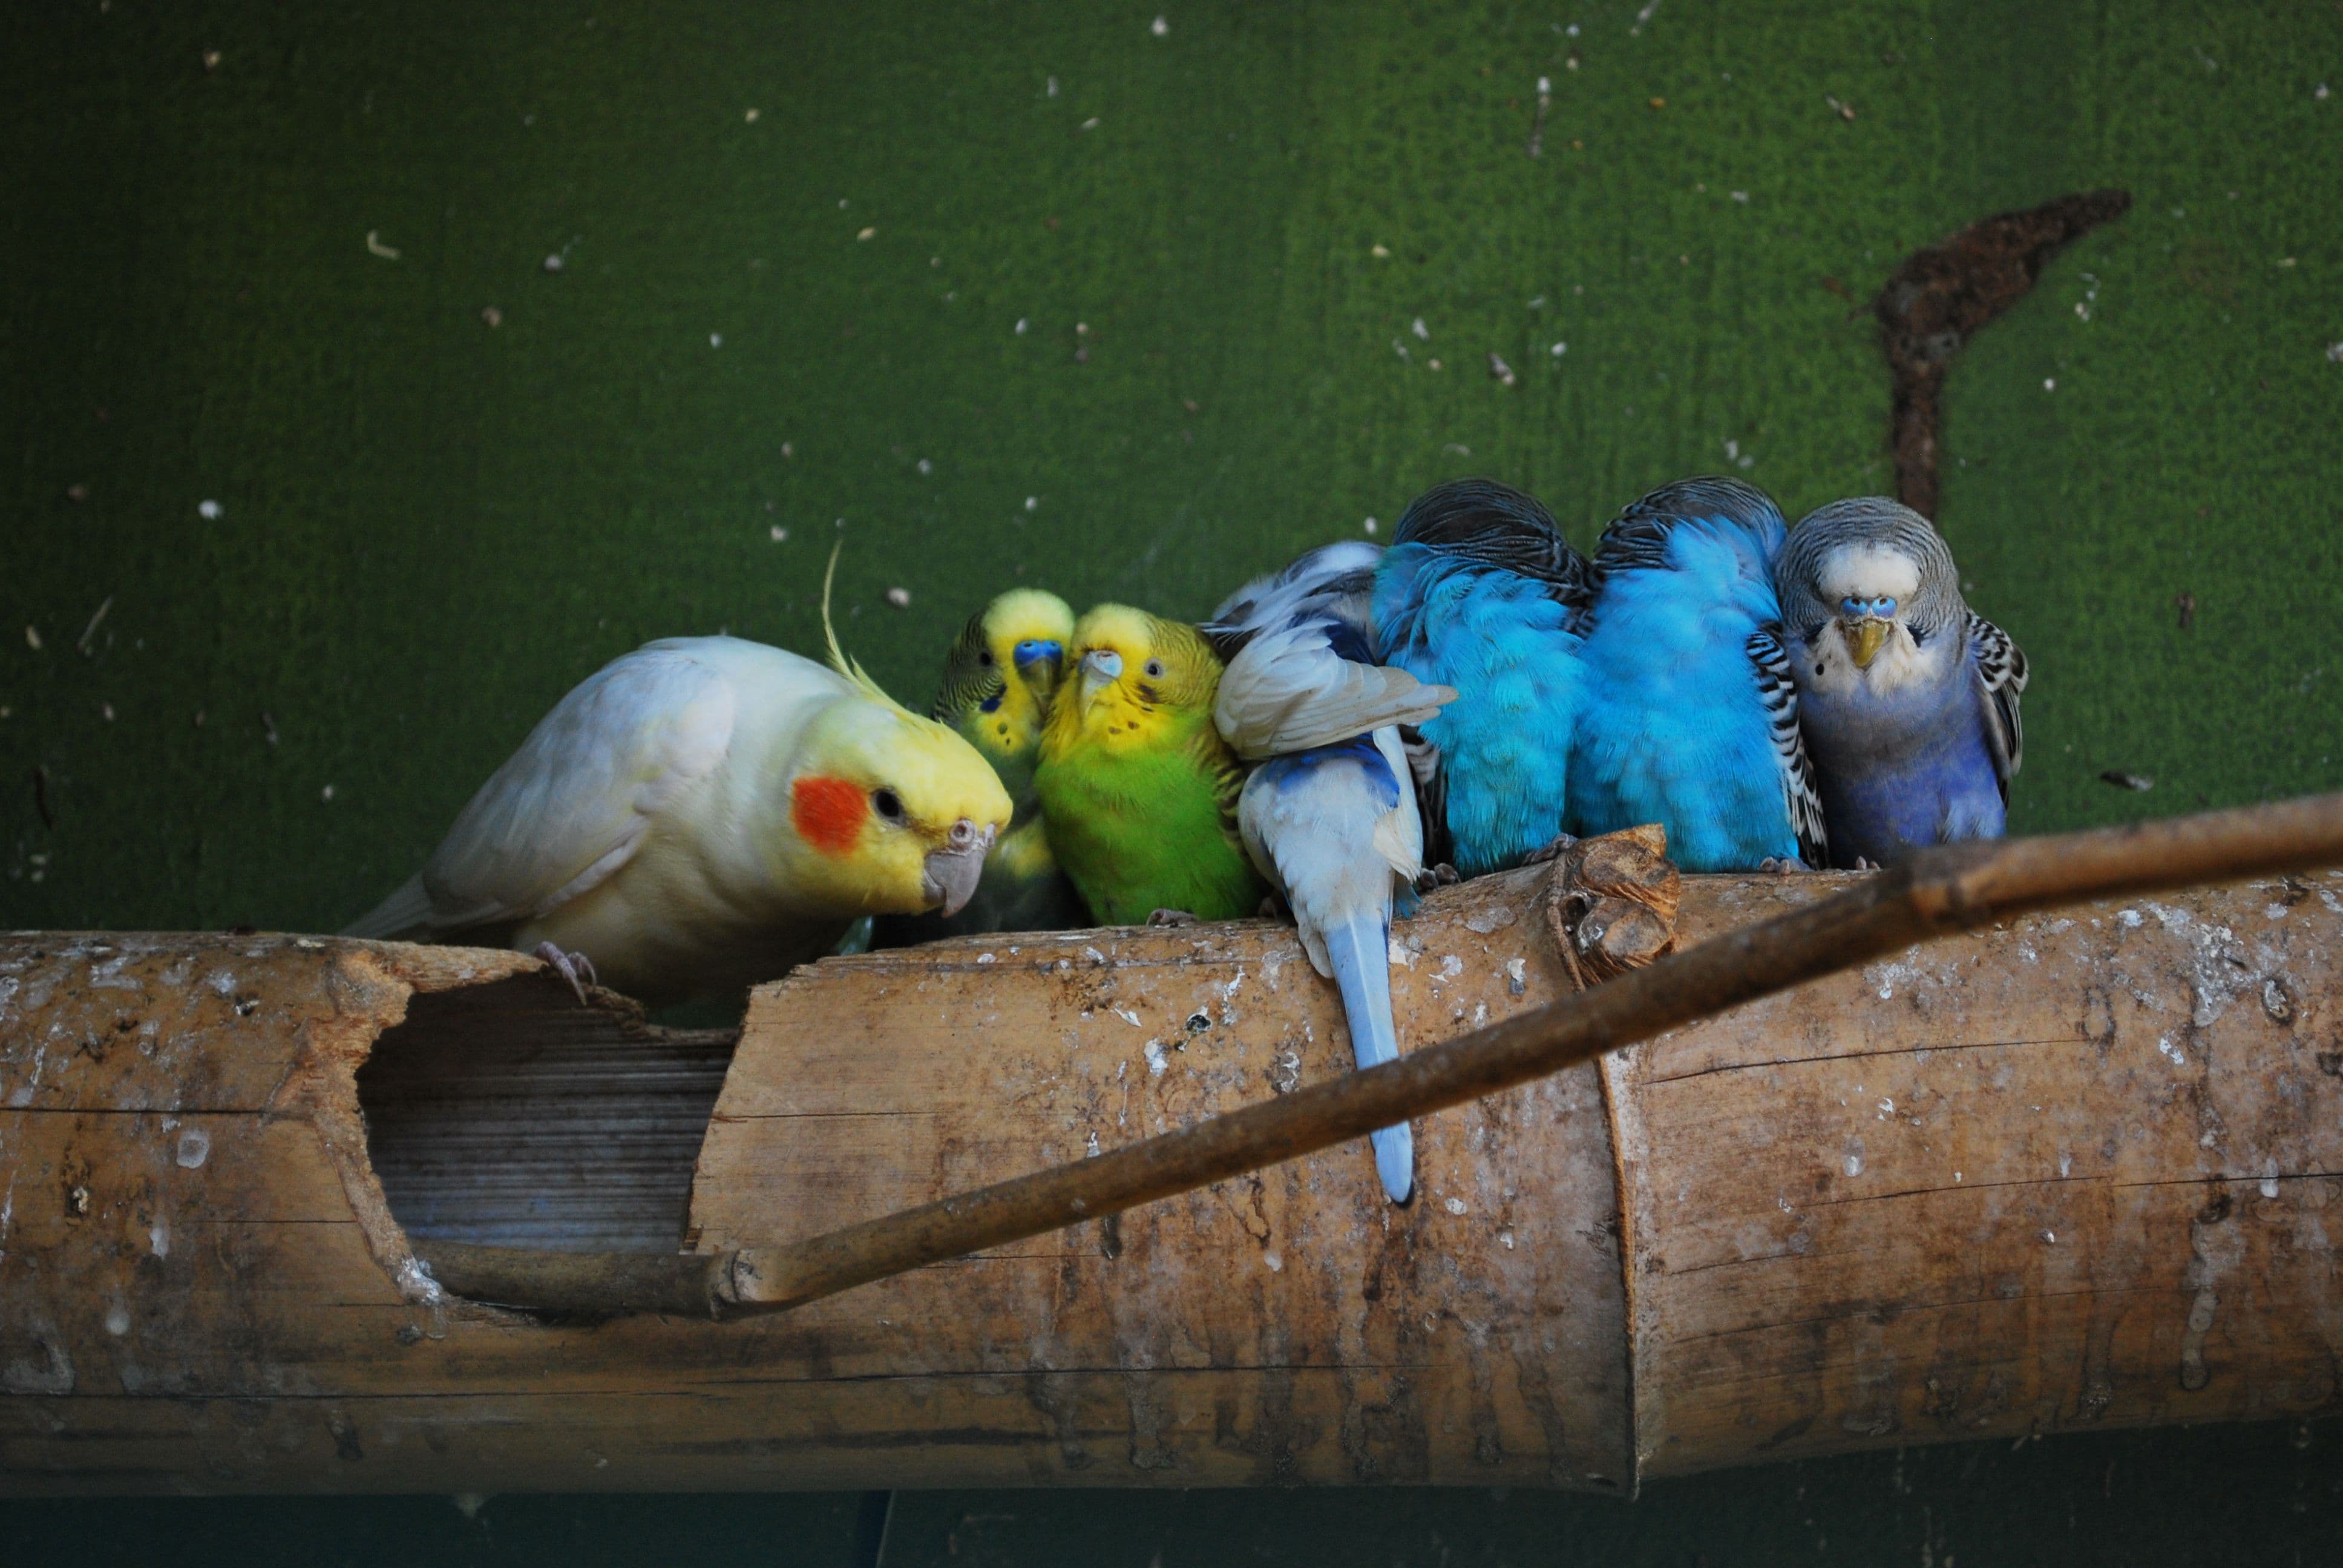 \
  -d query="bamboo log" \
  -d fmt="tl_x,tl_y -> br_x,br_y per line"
2,845 -> 2341,1492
